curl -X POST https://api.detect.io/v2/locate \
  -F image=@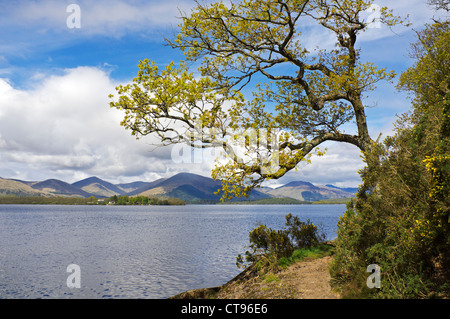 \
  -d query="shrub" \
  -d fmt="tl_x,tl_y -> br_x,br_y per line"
329,95 -> 450,299
278,245 -> 334,269
330,21 -> 450,299
236,213 -> 325,272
